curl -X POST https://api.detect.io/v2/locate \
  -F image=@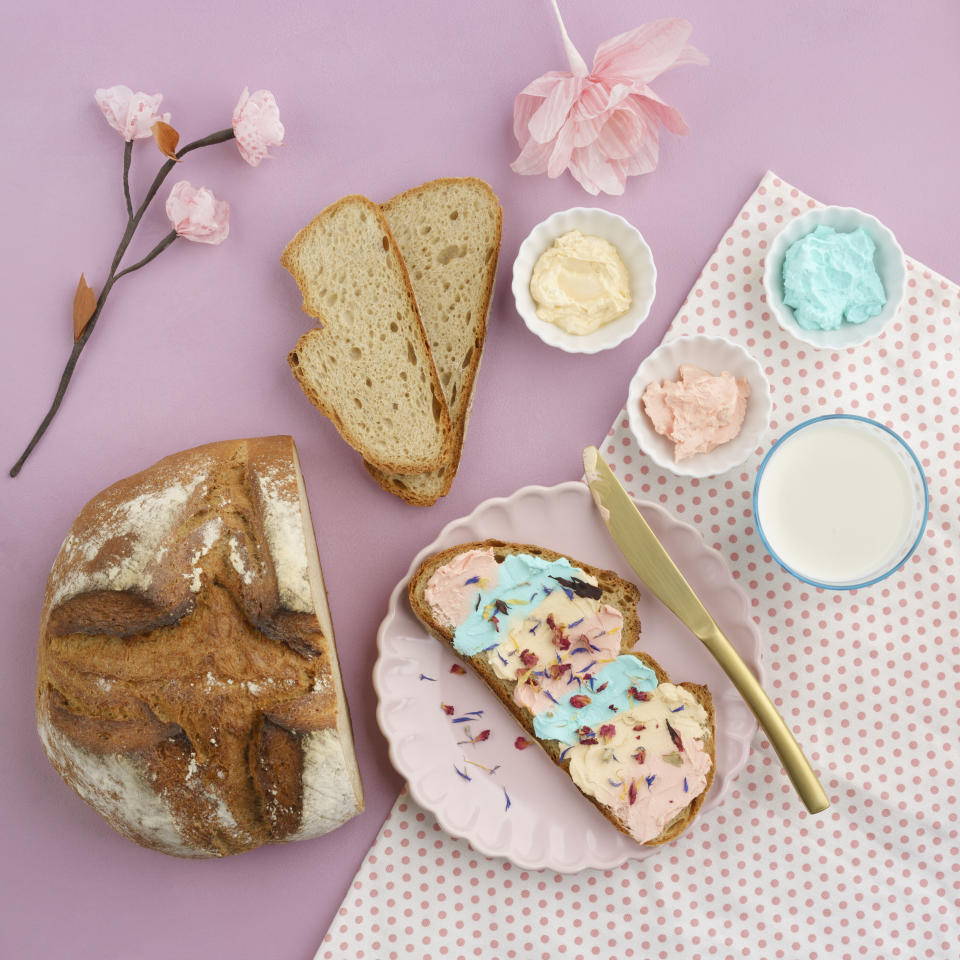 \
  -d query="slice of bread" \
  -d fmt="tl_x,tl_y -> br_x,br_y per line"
283,195 -> 453,476
409,540 -> 716,845
363,178 -> 503,505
